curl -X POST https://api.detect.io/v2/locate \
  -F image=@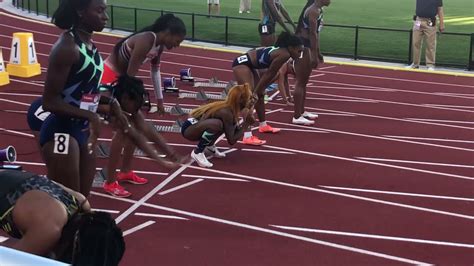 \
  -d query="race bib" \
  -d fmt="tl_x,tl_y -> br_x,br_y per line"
79,94 -> 100,112
237,55 -> 249,64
